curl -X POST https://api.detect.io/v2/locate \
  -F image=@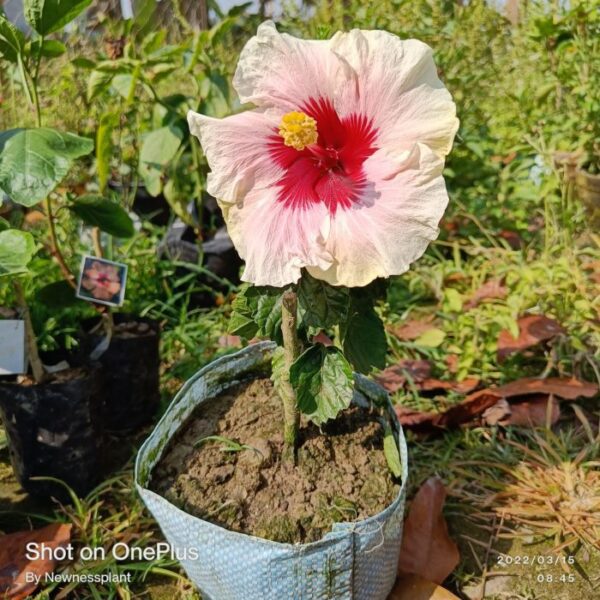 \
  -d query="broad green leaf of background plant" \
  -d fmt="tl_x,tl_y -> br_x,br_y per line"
342,304 -> 387,374
138,126 -> 183,196
69,195 -> 134,238
298,273 -> 350,328
35,279 -> 77,308
0,229 -> 35,277
28,38 -> 67,58
289,344 -> 354,426
24,0 -> 92,35
0,129 -> 93,206
96,112 -> 118,193
415,327 -> 446,348
228,284 -> 259,339
0,13 -> 25,63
